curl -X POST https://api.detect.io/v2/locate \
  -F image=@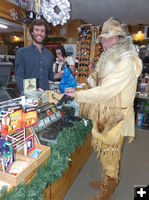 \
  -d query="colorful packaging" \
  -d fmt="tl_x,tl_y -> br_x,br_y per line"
23,107 -> 37,128
1,105 -> 23,135
137,113 -> 144,128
